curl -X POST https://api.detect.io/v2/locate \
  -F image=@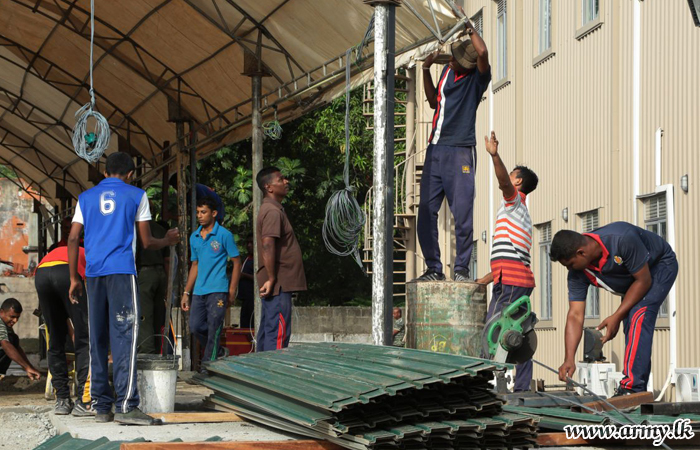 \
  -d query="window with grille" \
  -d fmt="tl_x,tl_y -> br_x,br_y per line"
581,210 -> 600,318
539,0 -> 552,54
471,10 -> 483,37
496,0 -> 507,80
645,194 -> 669,317
582,0 -> 599,26
470,241 -> 478,279
538,223 -> 552,320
